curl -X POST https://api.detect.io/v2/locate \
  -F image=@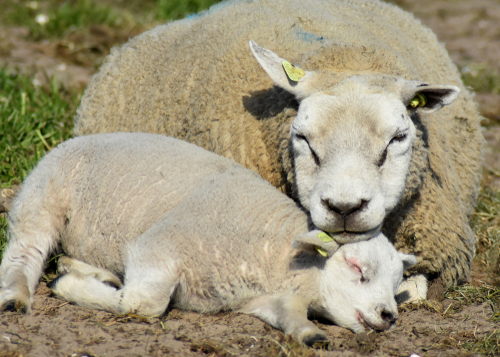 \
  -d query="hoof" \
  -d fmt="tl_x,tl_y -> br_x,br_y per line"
303,333 -> 330,349
46,275 -> 64,289
1,299 -> 29,313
